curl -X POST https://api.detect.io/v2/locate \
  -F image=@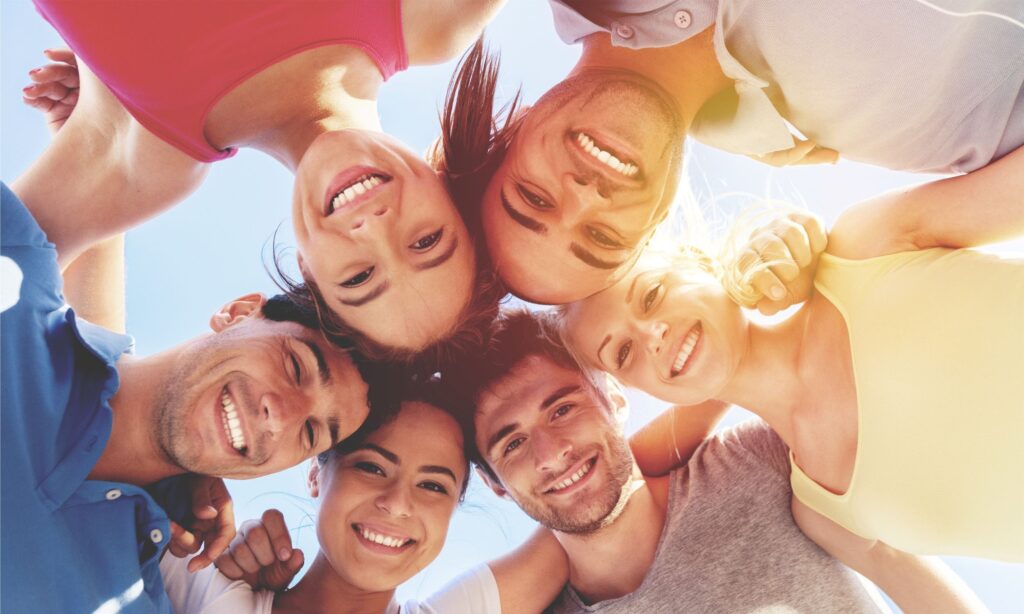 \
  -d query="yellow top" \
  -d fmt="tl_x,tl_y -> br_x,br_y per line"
790,248 -> 1024,562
